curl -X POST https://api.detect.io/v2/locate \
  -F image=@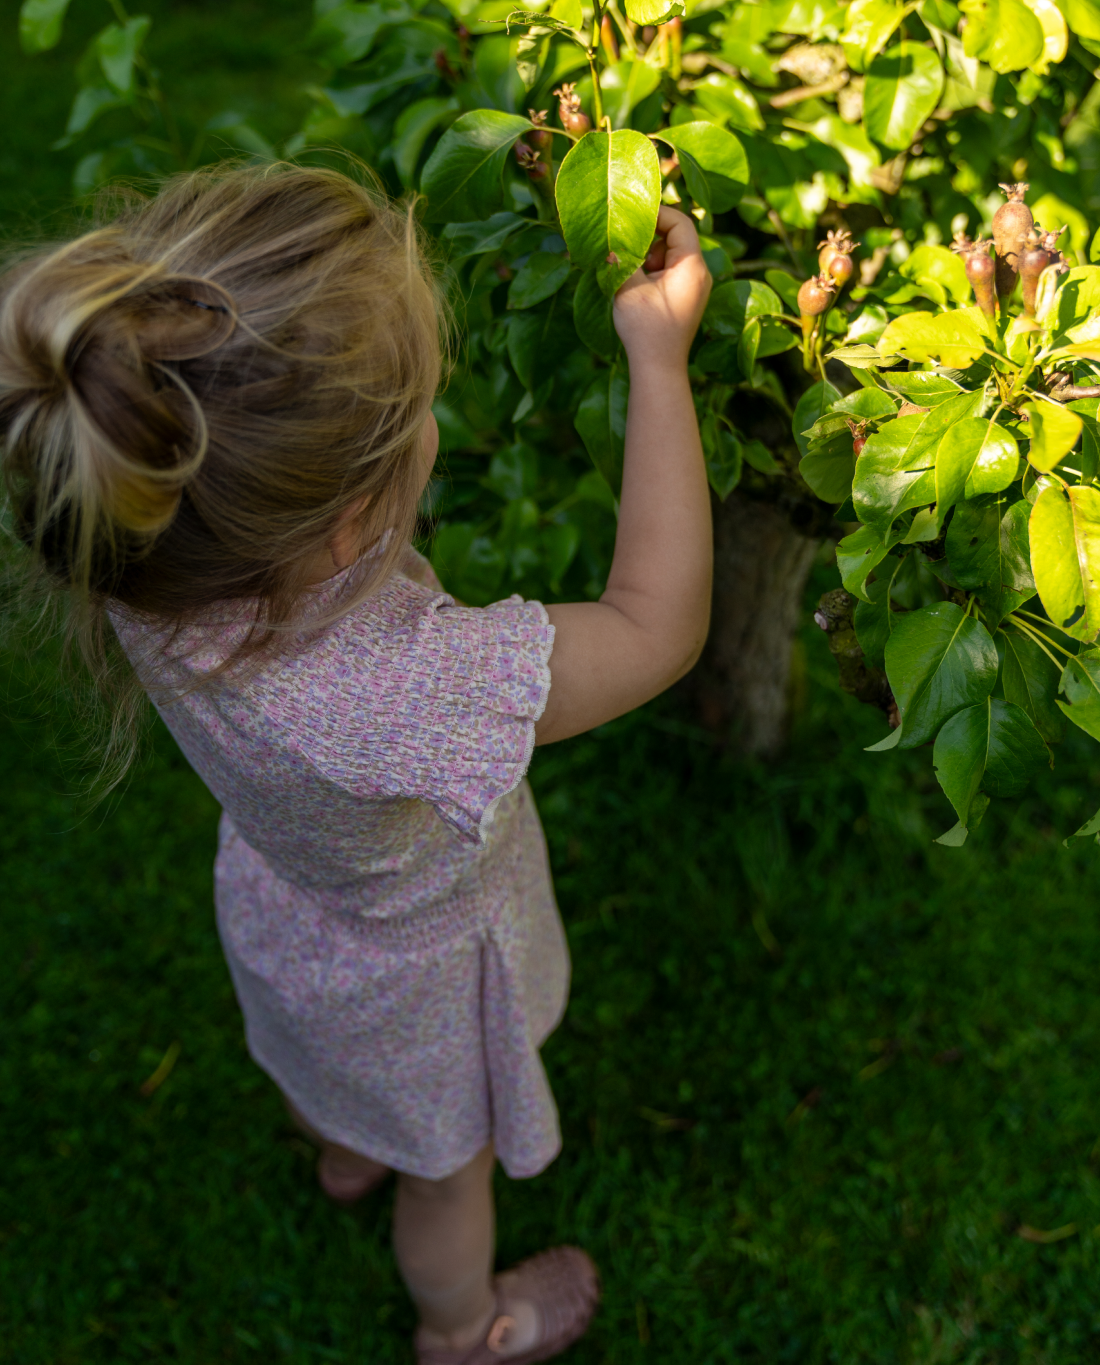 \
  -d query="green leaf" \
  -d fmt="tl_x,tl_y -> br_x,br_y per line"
624,0 -> 685,20
507,292 -> 575,391
392,97 -> 459,187
95,16 -> 151,96
837,524 -> 891,602
701,416 -> 744,500
542,520 -> 581,589
886,371 -> 963,405
692,74 -> 765,133
575,365 -> 629,498
508,251 -> 572,309
934,792 -> 989,846
800,434 -> 858,502
1059,0 -> 1100,40
1065,801 -> 1100,845
853,413 -> 937,538
840,0 -> 909,63
921,0 -> 962,30
431,523 -> 506,604
555,129 -> 661,297
485,442 -> 539,500
863,42 -> 945,151
1022,399 -> 1083,472
1057,650 -> 1100,740
473,33 -> 526,113
854,561 -> 903,668
654,122 -> 749,213
933,699 -> 1047,831
62,85 -> 128,141
599,58 -> 662,130
421,110 -> 533,222
310,1 -> 411,65
550,0 -> 584,26
1029,483 -> 1100,641
573,266 -> 620,363
19,0 -> 71,52
1002,629 -> 1064,743
945,496 -> 1034,623
739,318 -> 761,376
743,439 -> 781,473
867,724 -> 905,751
960,0 -> 1045,71
706,279 -> 785,337
440,211 -> 528,258
836,387 -> 898,421
877,308 -> 987,368
935,418 -> 1018,515
792,379 -> 841,456
884,601 -> 999,748
898,244 -> 971,305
